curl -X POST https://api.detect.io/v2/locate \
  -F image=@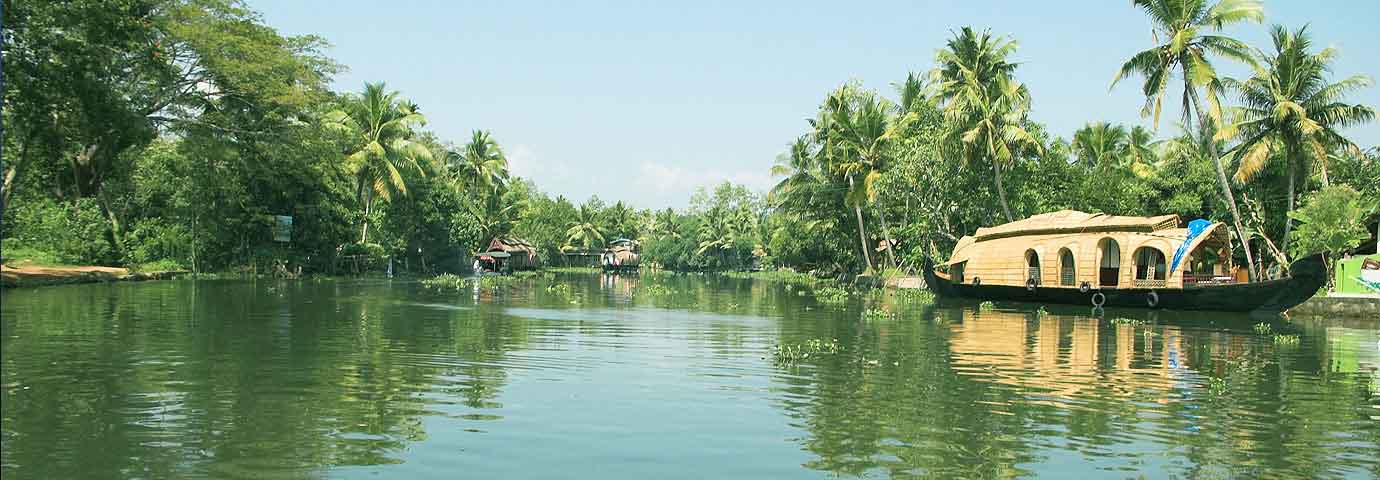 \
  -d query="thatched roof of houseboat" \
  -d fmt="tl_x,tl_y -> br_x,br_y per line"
974,210 -> 1180,241
944,211 -> 1227,274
